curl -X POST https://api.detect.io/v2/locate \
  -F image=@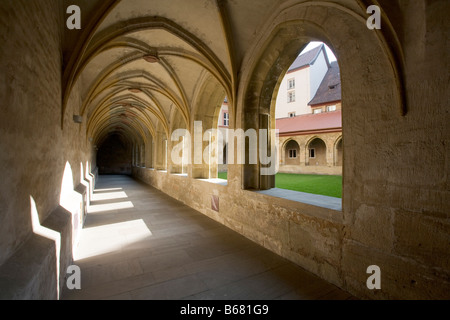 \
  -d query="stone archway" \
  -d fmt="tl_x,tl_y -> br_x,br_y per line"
335,137 -> 343,167
97,133 -> 132,175
307,137 -> 327,166
238,2 -> 403,193
284,139 -> 301,166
